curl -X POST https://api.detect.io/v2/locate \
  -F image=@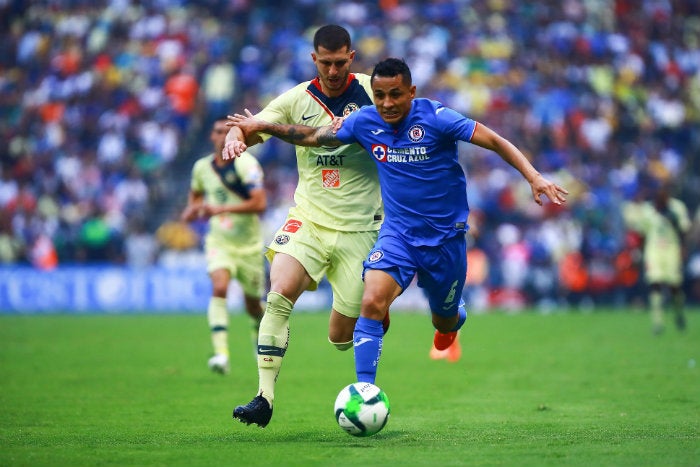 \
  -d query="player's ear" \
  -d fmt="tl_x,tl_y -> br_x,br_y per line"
409,85 -> 417,98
